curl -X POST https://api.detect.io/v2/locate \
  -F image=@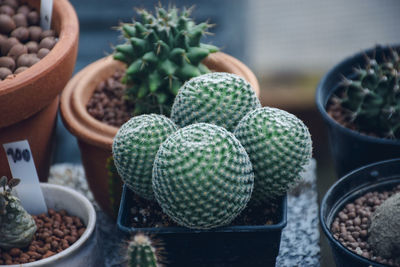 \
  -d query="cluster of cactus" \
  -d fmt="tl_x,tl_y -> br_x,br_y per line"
368,192 -> 400,264
114,5 -> 218,116
0,176 -> 37,249
126,233 -> 163,267
171,72 -> 261,132
113,72 -> 312,229
335,47 -> 400,139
